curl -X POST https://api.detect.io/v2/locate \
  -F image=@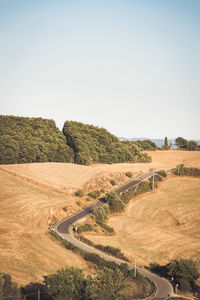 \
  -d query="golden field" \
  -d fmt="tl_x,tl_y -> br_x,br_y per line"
0,150 -> 200,285
84,176 -> 200,266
